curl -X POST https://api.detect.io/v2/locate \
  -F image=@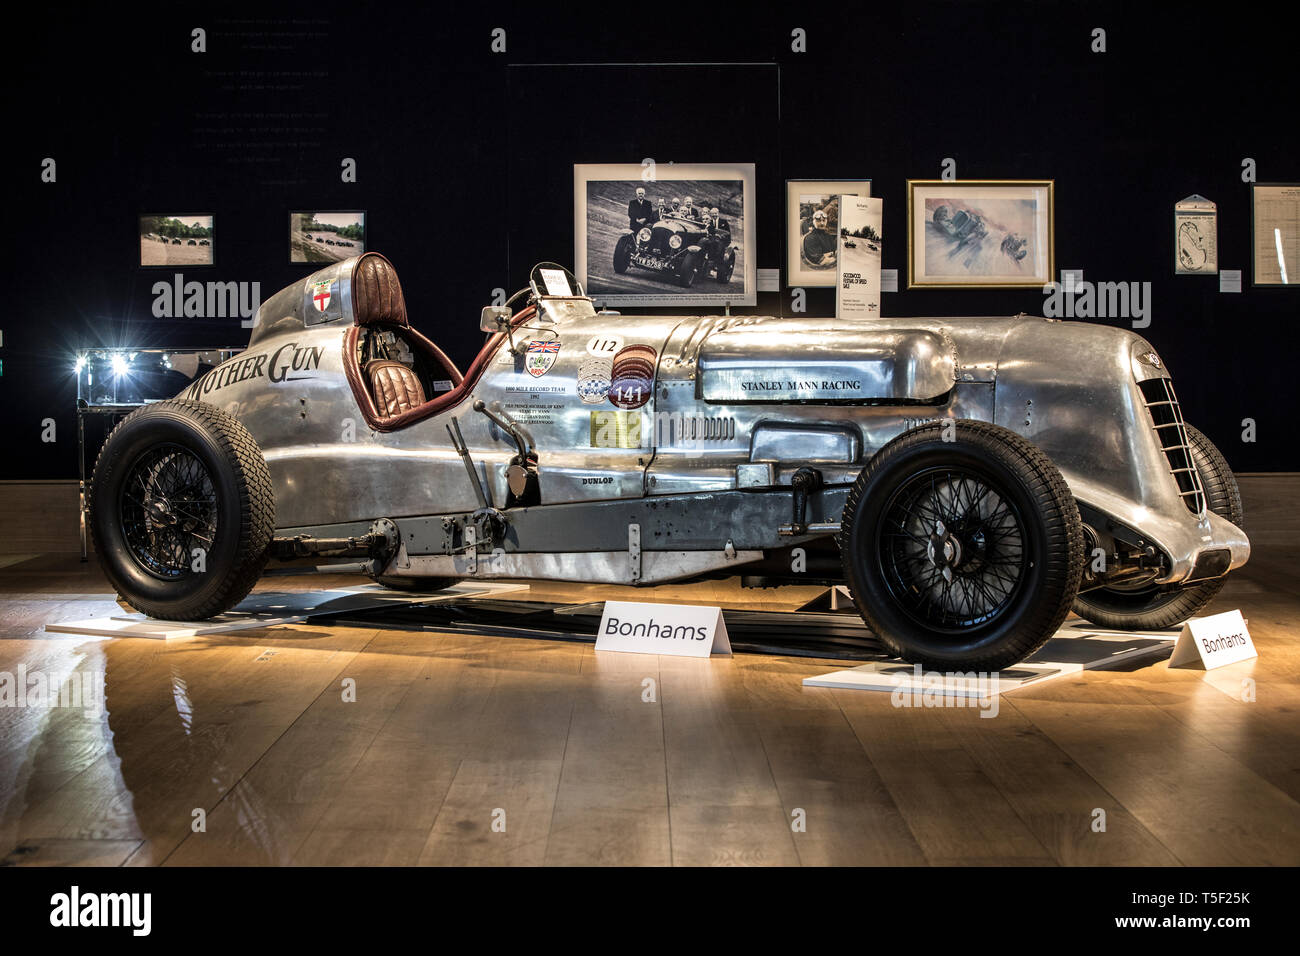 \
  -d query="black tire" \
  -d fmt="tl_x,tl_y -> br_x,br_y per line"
371,575 -> 456,592
613,234 -> 633,274
676,251 -> 700,288
1072,424 -> 1244,630
716,250 -> 735,283
839,420 -> 1083,671
89,399 -> 274,620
